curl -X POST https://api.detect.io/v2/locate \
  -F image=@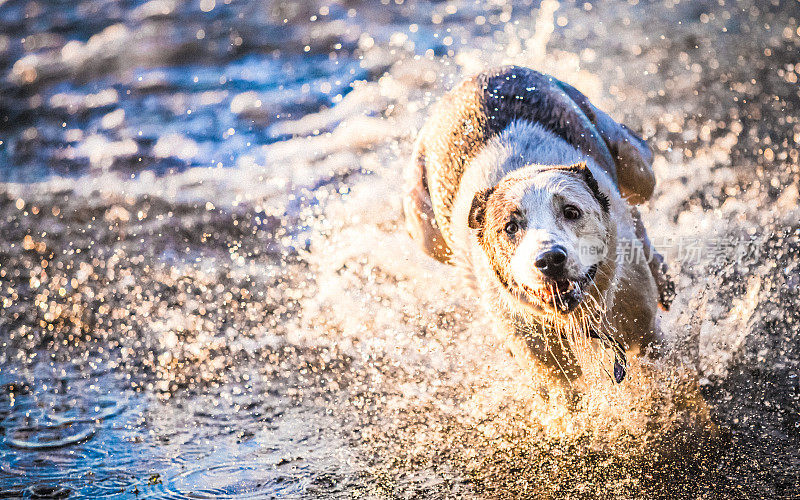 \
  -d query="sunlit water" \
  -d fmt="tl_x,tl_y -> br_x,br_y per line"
1,0 -> 799,497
